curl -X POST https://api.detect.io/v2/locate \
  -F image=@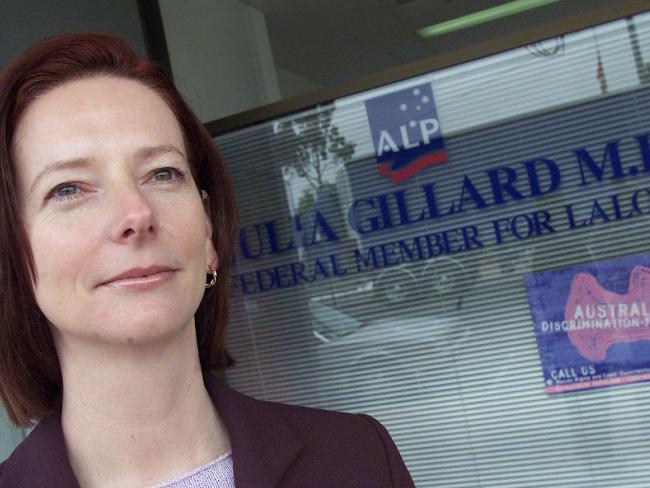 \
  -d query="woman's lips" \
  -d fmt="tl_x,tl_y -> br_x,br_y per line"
101,270 -> 176,290
99,267 -> 177,290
